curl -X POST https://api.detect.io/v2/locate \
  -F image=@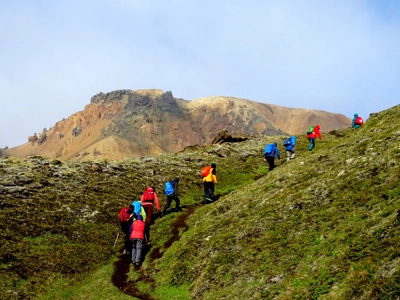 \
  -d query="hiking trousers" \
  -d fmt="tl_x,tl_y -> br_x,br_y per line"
286,150 -> 295,161
131,238 -> 143,263
204,182 -> 214,200
265,155 -> 275,171
308,138 -> 315,151
162,195 -> 180,214
120,222 -> 132,253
